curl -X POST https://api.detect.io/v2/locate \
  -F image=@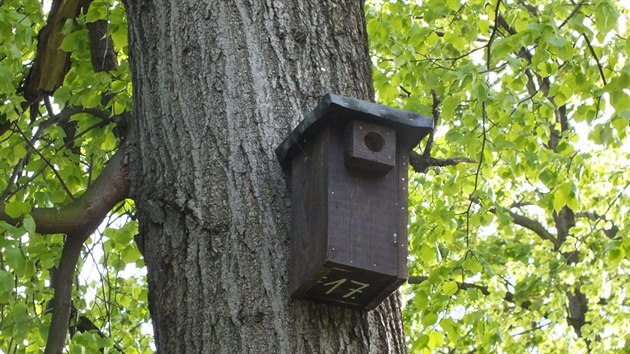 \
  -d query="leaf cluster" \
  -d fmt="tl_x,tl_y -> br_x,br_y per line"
367,0 -> 630,352
0,0 -> 150,351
